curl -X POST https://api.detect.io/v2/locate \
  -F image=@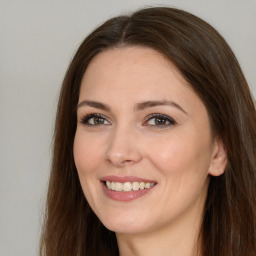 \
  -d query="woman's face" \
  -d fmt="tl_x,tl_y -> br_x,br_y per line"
74,47 -> 226,234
